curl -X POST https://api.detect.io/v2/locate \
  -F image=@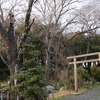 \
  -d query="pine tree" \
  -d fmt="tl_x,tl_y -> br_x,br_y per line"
10,43 -> 46,100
